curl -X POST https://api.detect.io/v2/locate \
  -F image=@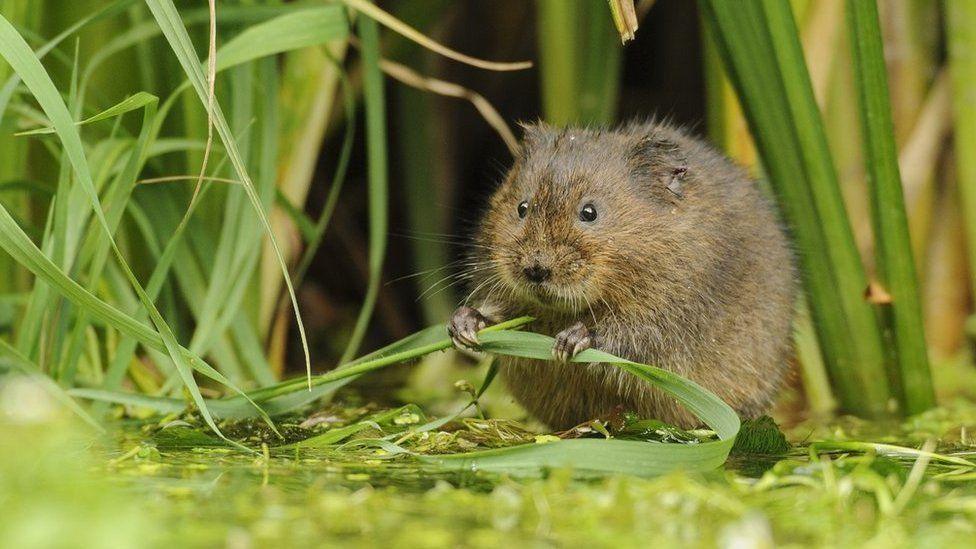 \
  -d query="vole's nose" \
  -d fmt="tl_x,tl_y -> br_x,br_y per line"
522,263 -> 551,284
